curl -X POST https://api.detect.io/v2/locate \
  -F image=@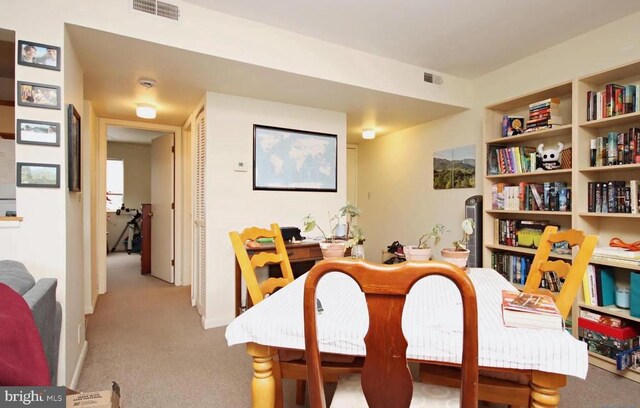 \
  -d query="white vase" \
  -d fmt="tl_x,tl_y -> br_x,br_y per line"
404,246 -> 432,261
